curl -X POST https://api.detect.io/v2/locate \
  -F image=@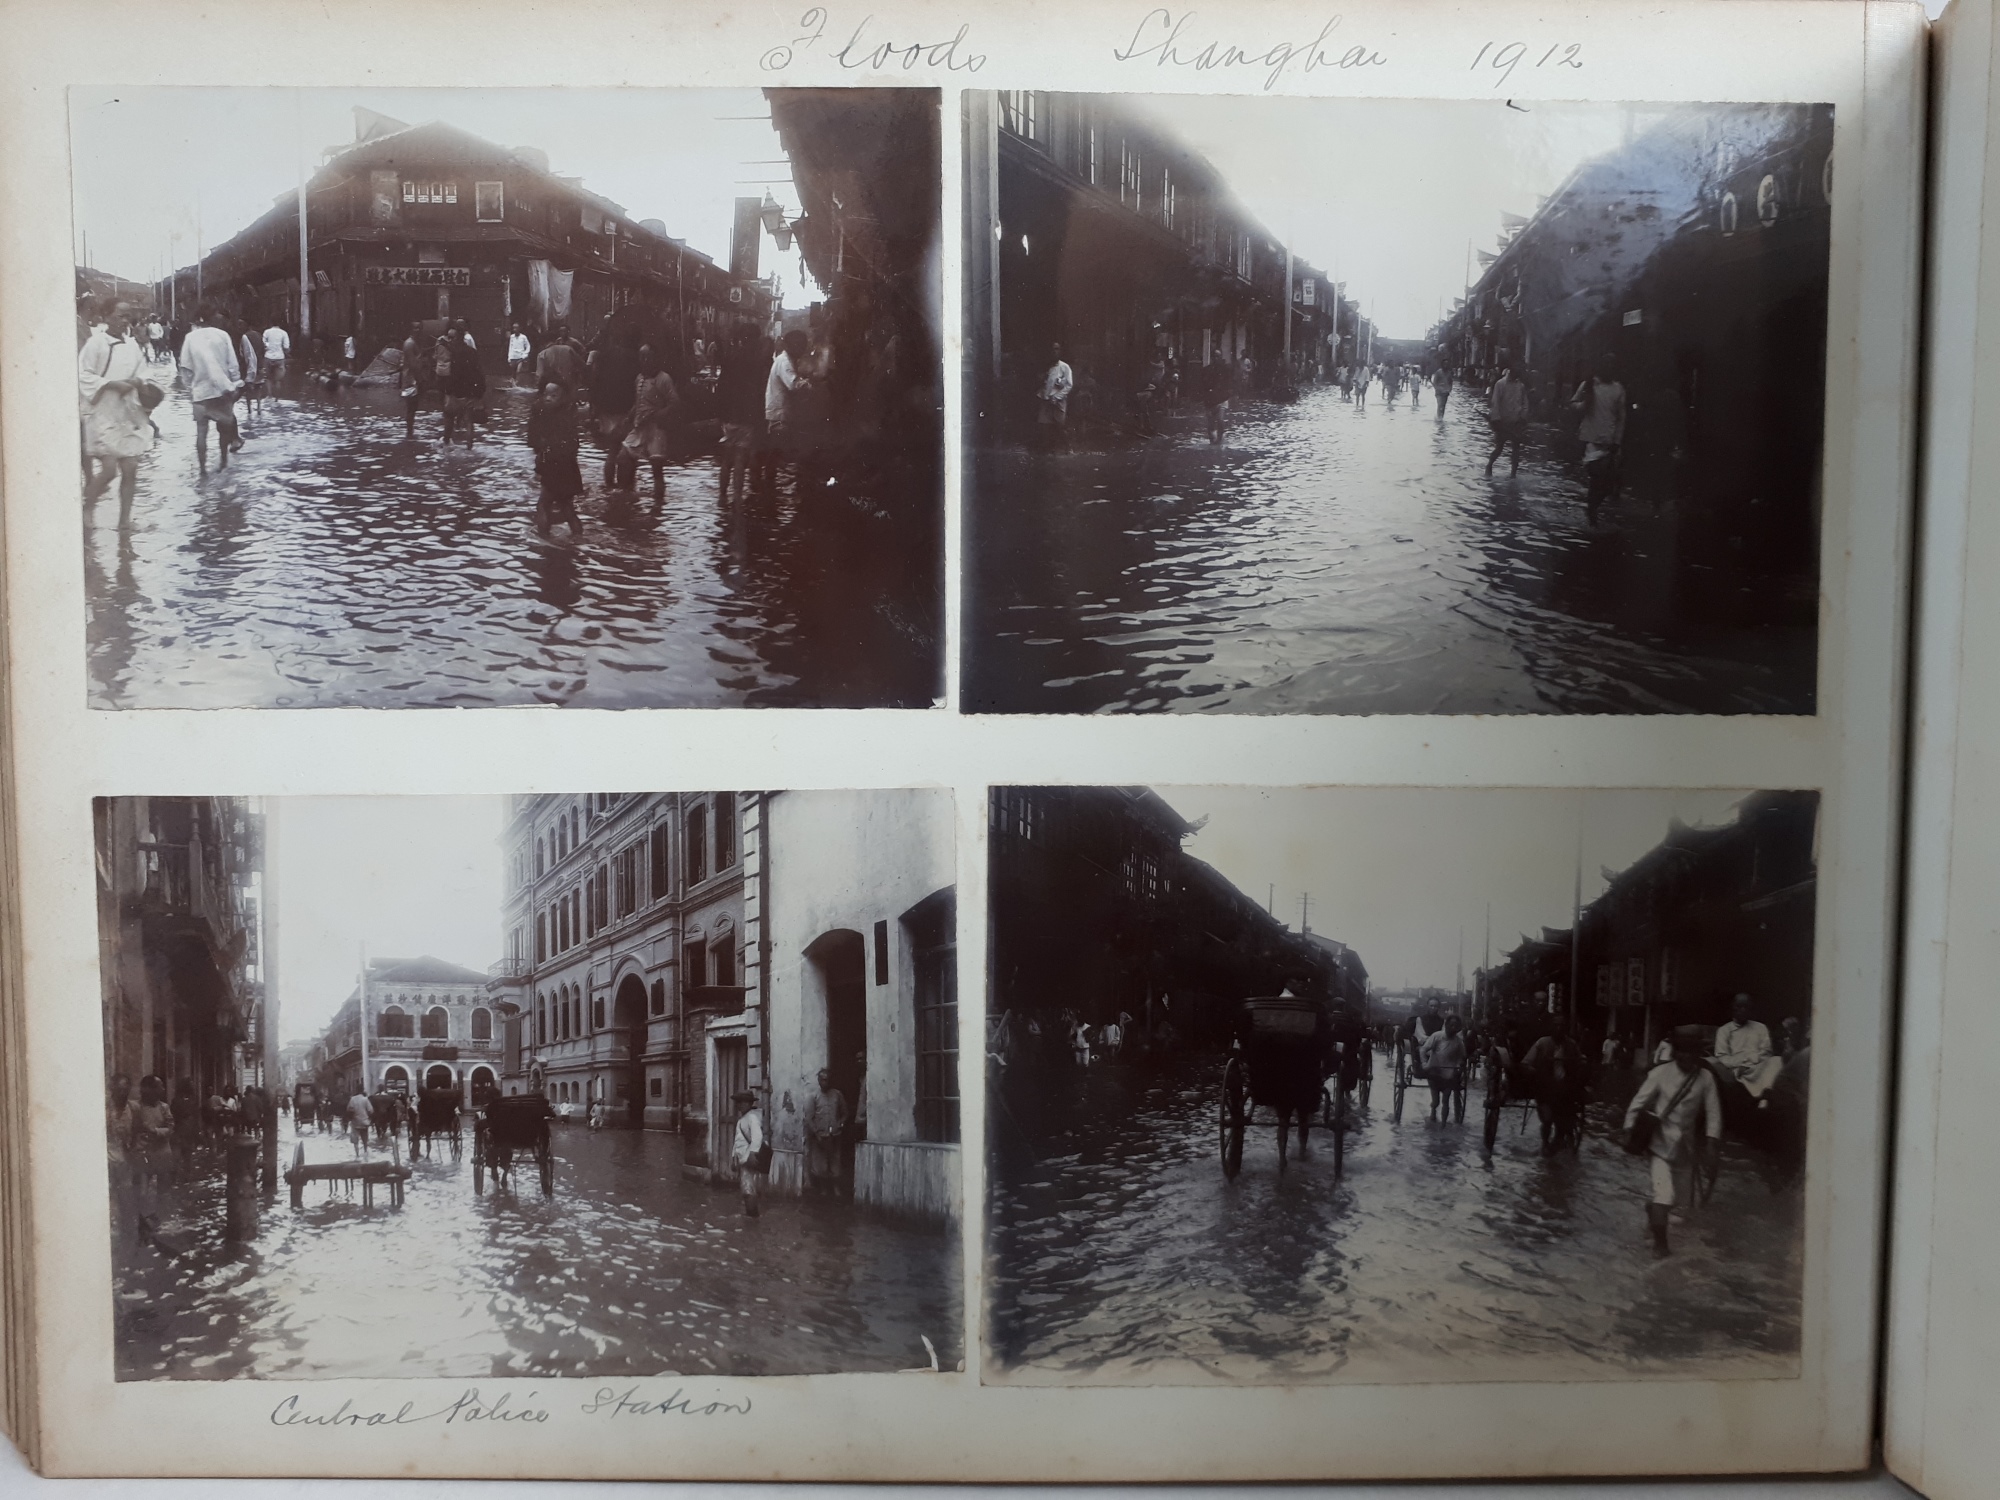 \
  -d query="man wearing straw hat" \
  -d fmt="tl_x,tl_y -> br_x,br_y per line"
729,1089 -> 766,1219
